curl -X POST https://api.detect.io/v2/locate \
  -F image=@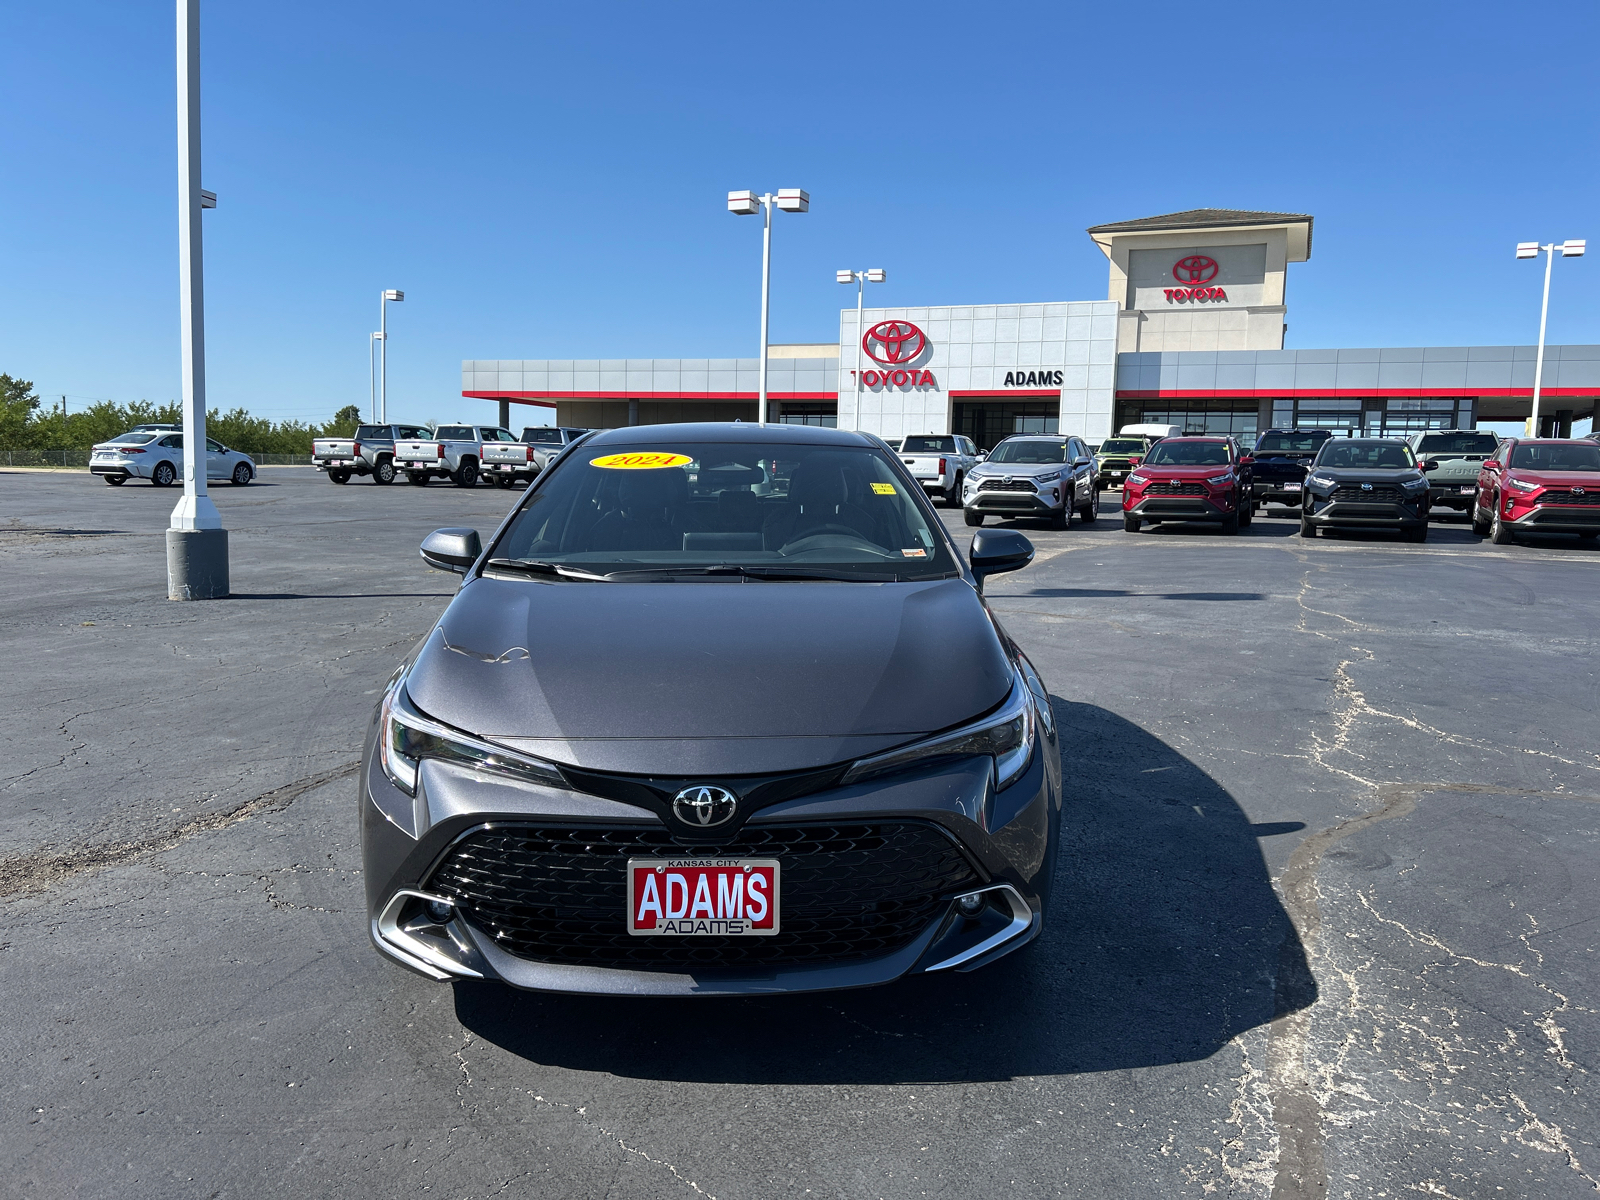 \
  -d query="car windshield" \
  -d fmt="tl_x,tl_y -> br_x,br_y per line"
354,425 -> 388,440
902,436 -> 956,453
1144,440 -> 1231,466
1418,432 -> 1499,455
522,429 -> 563,444
107,433 -> 158,446
1317,441 -> 1415,469
1098,439 -> 1146,454
492,441 -> 957,580
1508,443 -> 1600,471
1256,433 -> 1328,452
987,439 -> 1070,465
436,426 -> 474,440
